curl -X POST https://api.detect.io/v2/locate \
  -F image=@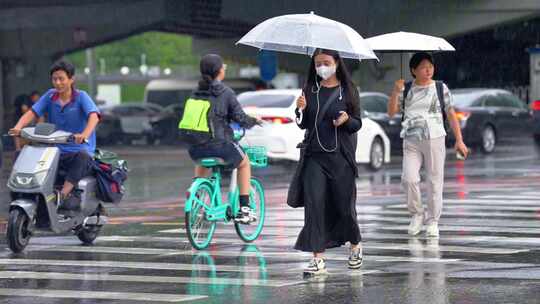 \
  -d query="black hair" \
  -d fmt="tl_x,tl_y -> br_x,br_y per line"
30,90 -> 39,96
304,48 -> 360,116
198,54 -> 223,91
50,60 -> 75,78
409,52 -> 434,78
14,94 -> 31,118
